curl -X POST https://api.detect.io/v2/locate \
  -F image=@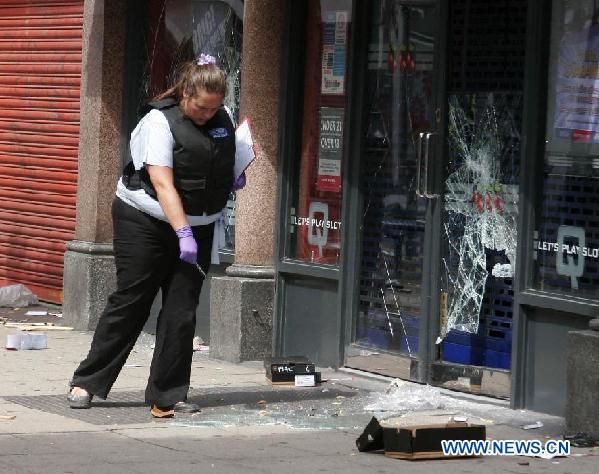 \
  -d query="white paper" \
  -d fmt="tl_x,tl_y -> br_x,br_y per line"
25,311 -> 47,316
295,375 -> 316,387
234,119 -> 256,180
522,421 -> 543,430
